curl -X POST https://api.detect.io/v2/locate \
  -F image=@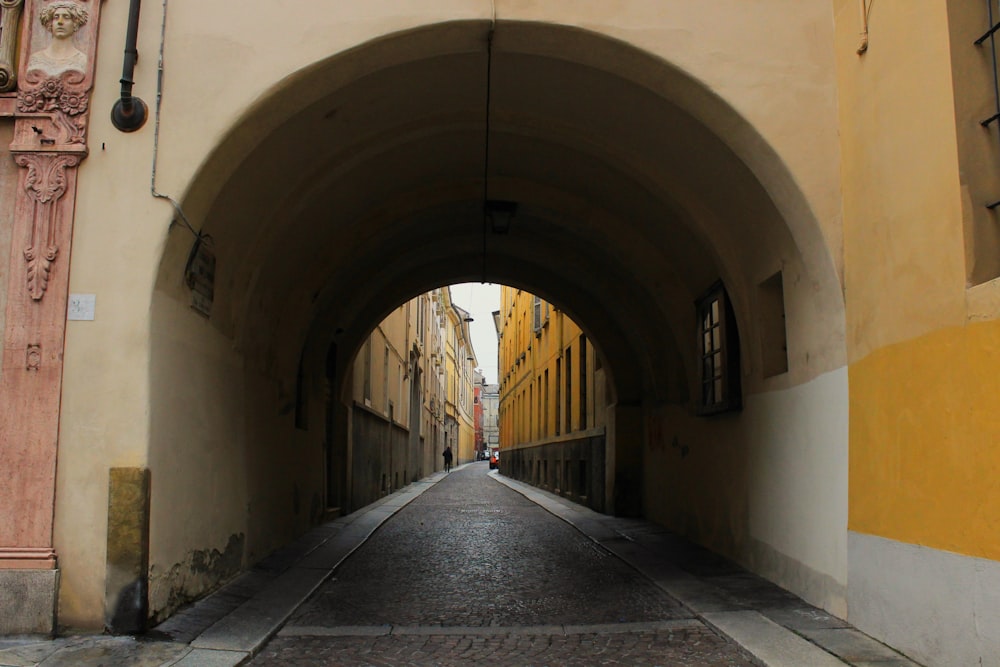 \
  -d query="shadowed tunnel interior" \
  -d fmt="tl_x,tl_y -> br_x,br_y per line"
155,19 -> 840,403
